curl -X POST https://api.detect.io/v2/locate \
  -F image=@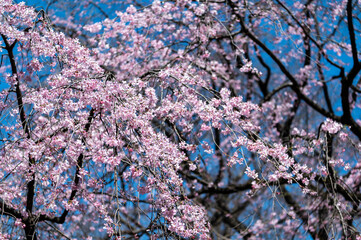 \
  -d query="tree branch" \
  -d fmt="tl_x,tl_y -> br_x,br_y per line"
0,198 -> 23,219
347,0 -> 359,67
40,109 -> 95,224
